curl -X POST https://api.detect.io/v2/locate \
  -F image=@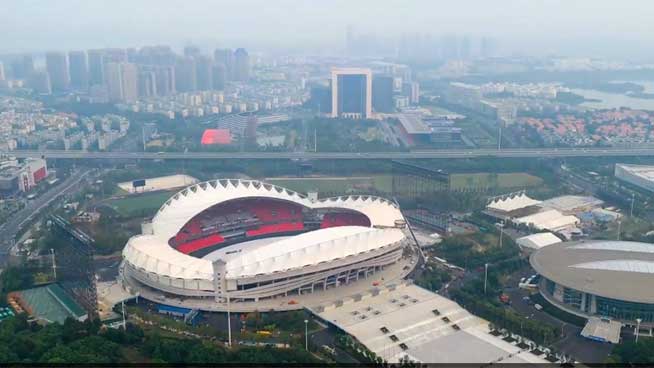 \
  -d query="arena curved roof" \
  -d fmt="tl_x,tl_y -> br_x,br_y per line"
530,240 -> 654,304
152,179 -> 402,240
122,179 -> 406,282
